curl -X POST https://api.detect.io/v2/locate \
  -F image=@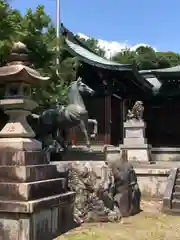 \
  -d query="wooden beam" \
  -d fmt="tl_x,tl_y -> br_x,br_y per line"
104,95 -> 111,144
